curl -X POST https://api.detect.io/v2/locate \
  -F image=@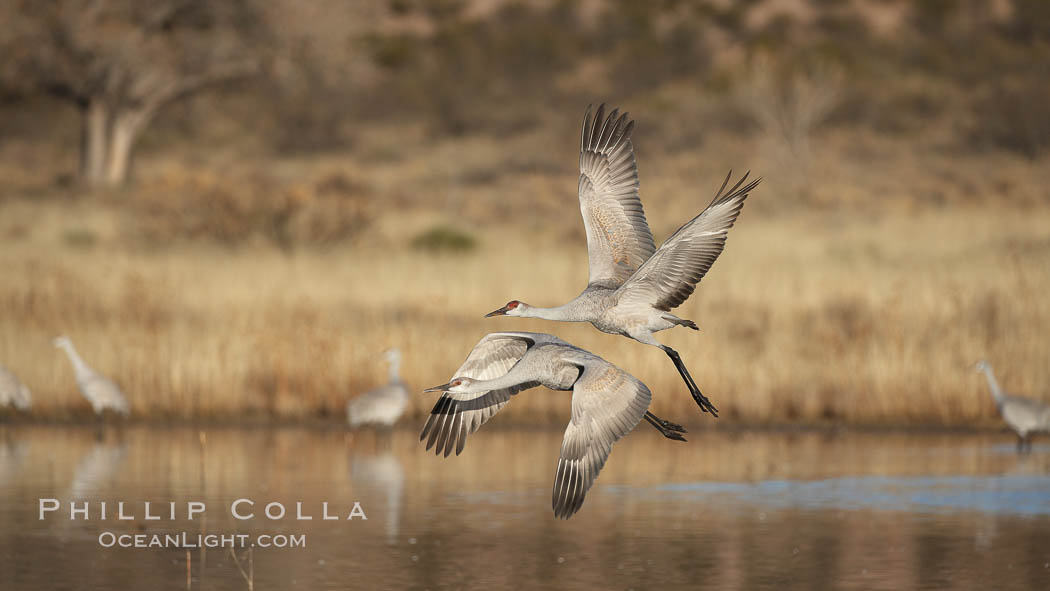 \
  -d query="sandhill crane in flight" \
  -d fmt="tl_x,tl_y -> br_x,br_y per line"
486,104 -> 759,418
348,349 -> 409,429
421,331 -> 685,519
975,360 -> 1050,453
53,336 -> 129,417
0,364 -> 32,412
